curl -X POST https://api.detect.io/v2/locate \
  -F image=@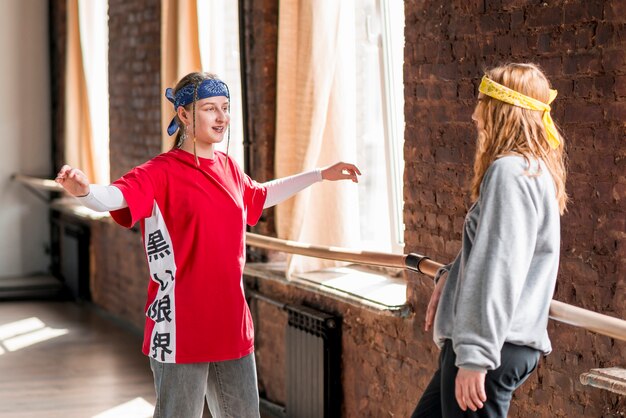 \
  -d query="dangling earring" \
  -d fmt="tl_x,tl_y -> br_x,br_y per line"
180,125 -> 187,142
